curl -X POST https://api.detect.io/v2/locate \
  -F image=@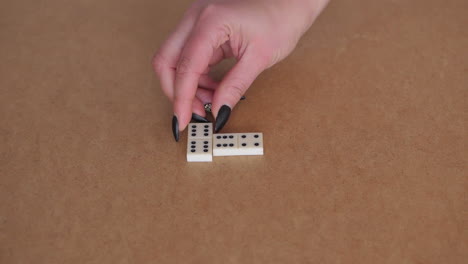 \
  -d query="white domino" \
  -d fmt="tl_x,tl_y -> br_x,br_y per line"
188,123 -> 213,139
238,133 -> 264,155
186,122 -> 263,161
187,122 -> 213,162
187,139 -> 213,162
213,133 -> 239,156
213,132 -> 263,156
